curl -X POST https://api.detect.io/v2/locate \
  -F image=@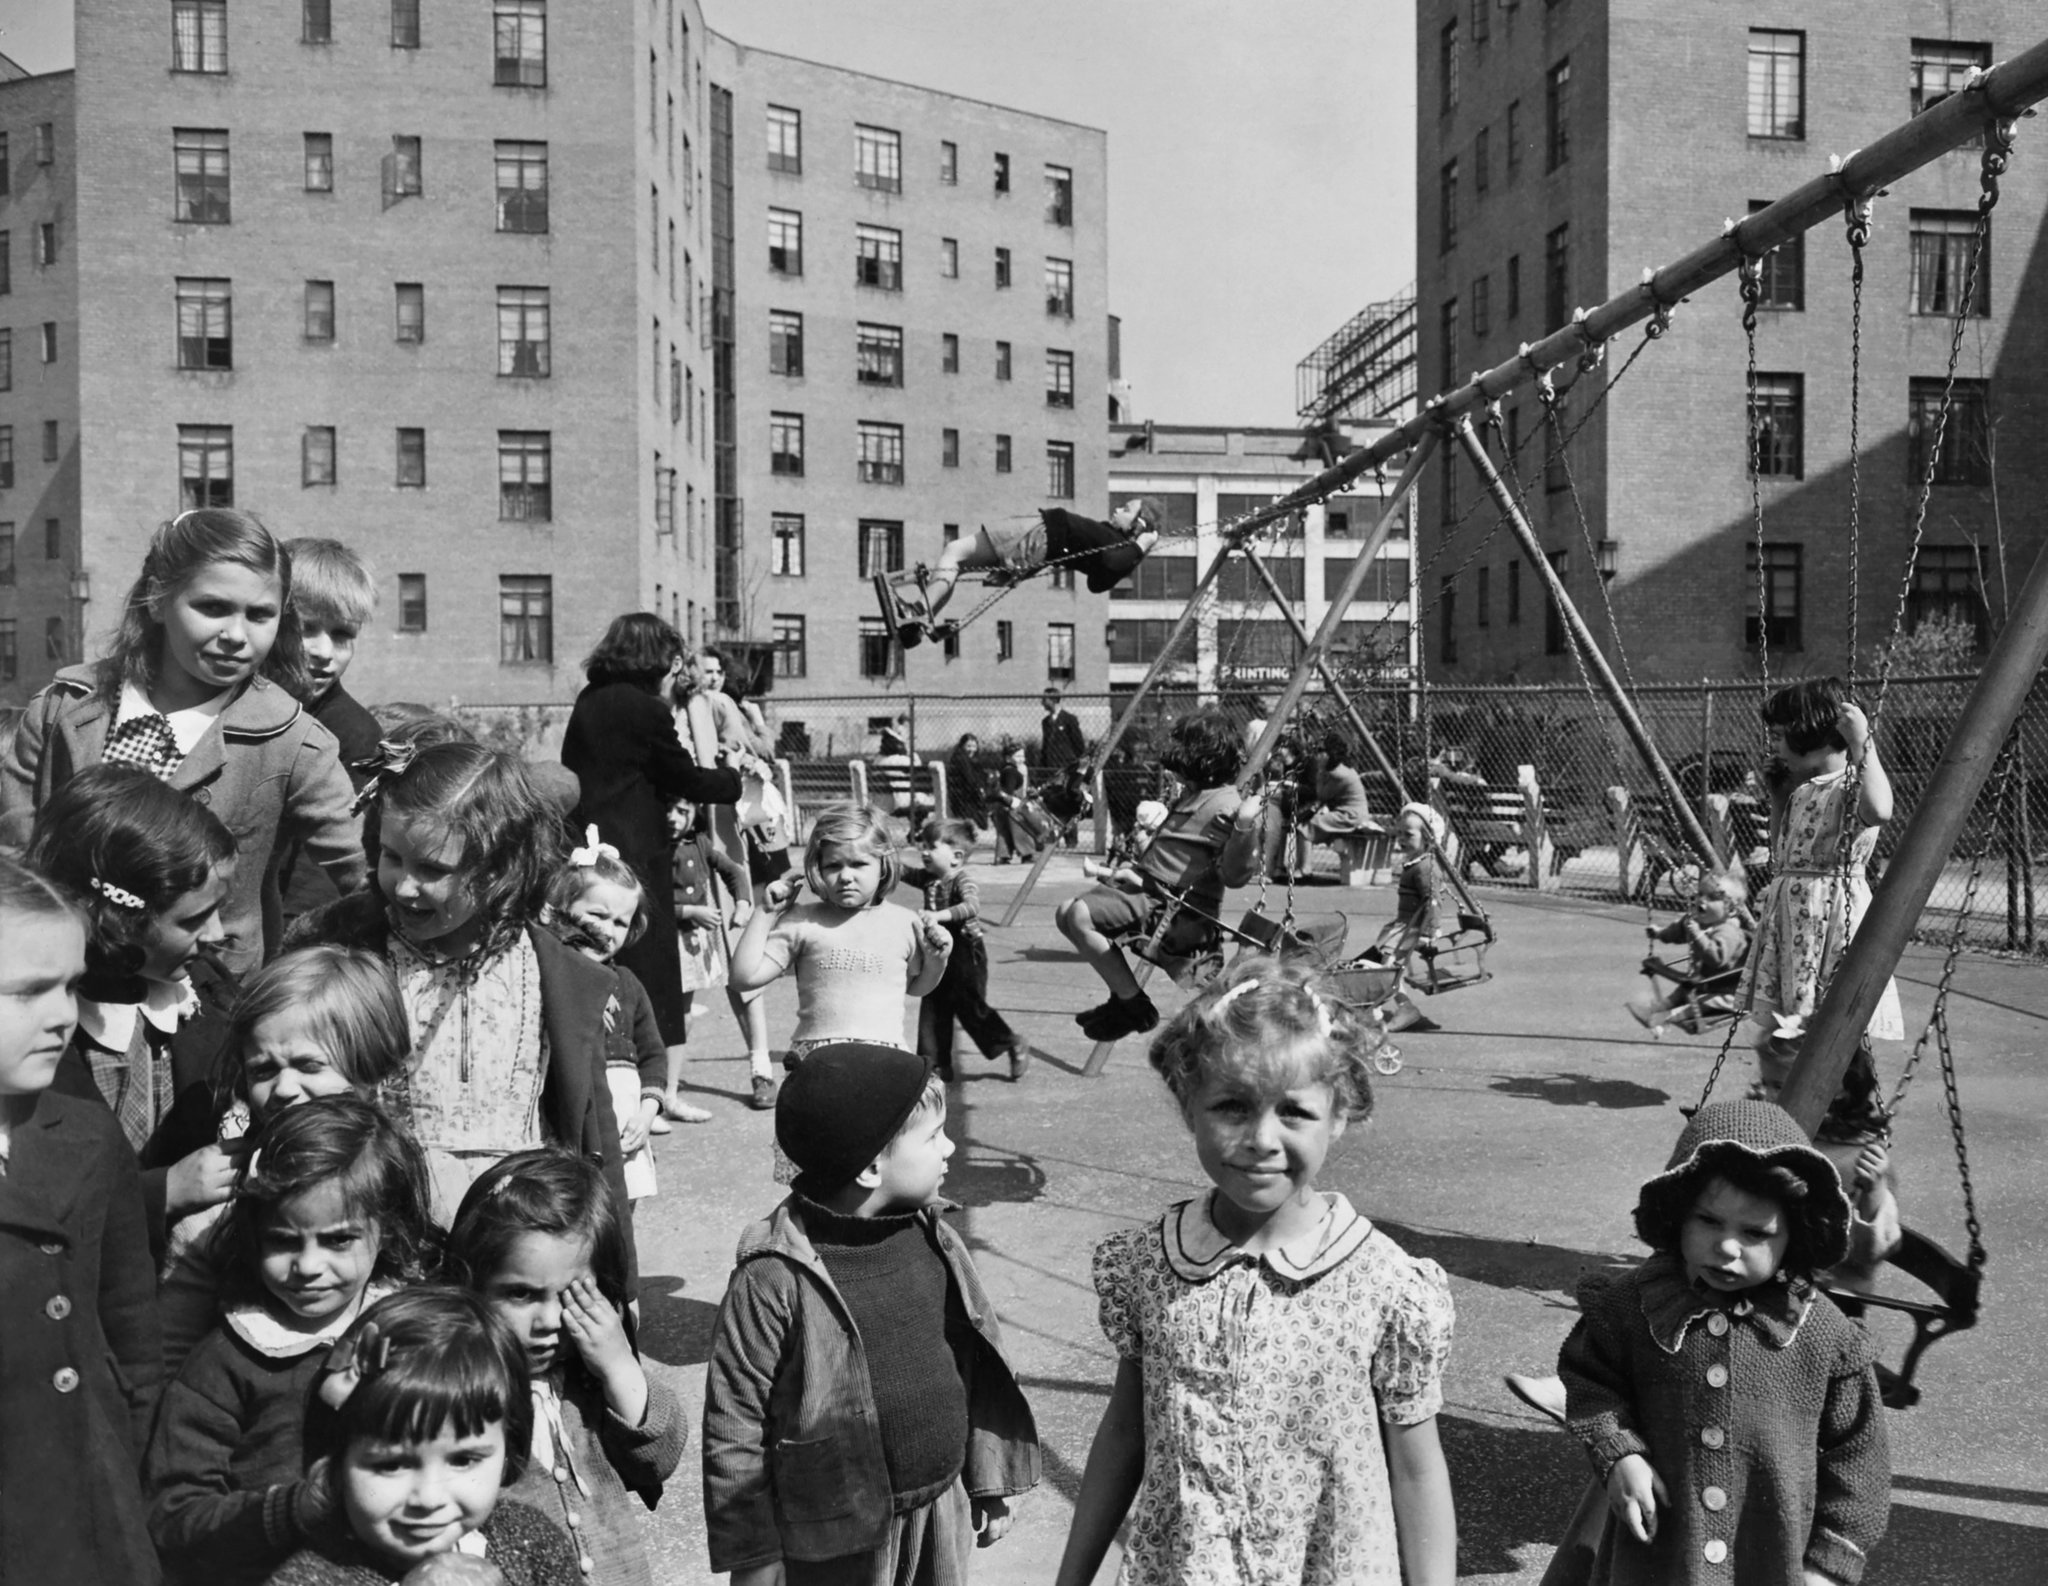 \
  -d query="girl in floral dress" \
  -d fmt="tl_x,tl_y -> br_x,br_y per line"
1741,681 -> 1903,1100
1054,955 -> 1457,1586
